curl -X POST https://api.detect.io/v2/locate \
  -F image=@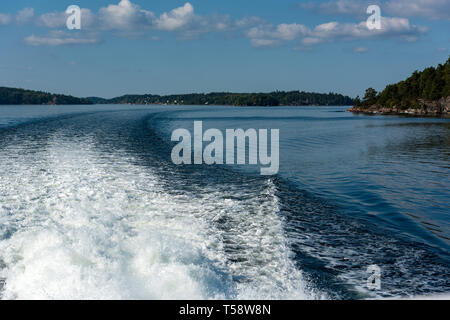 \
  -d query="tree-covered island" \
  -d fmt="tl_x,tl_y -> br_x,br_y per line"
0,87 -> 353,107
349,56 -> 450,116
